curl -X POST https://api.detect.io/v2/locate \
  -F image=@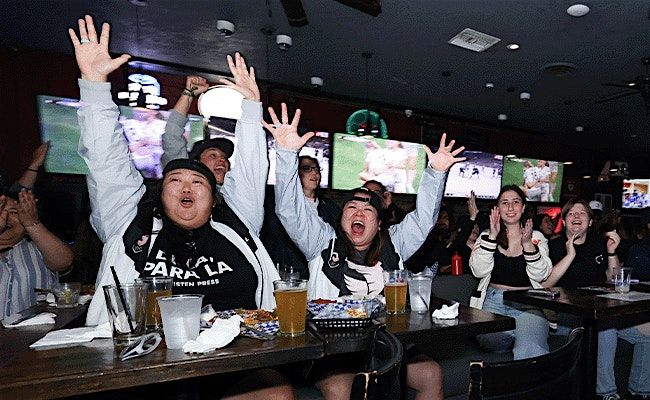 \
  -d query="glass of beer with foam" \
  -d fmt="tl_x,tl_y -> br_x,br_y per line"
273,279 -> 308,336
384,270 -> 408,314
